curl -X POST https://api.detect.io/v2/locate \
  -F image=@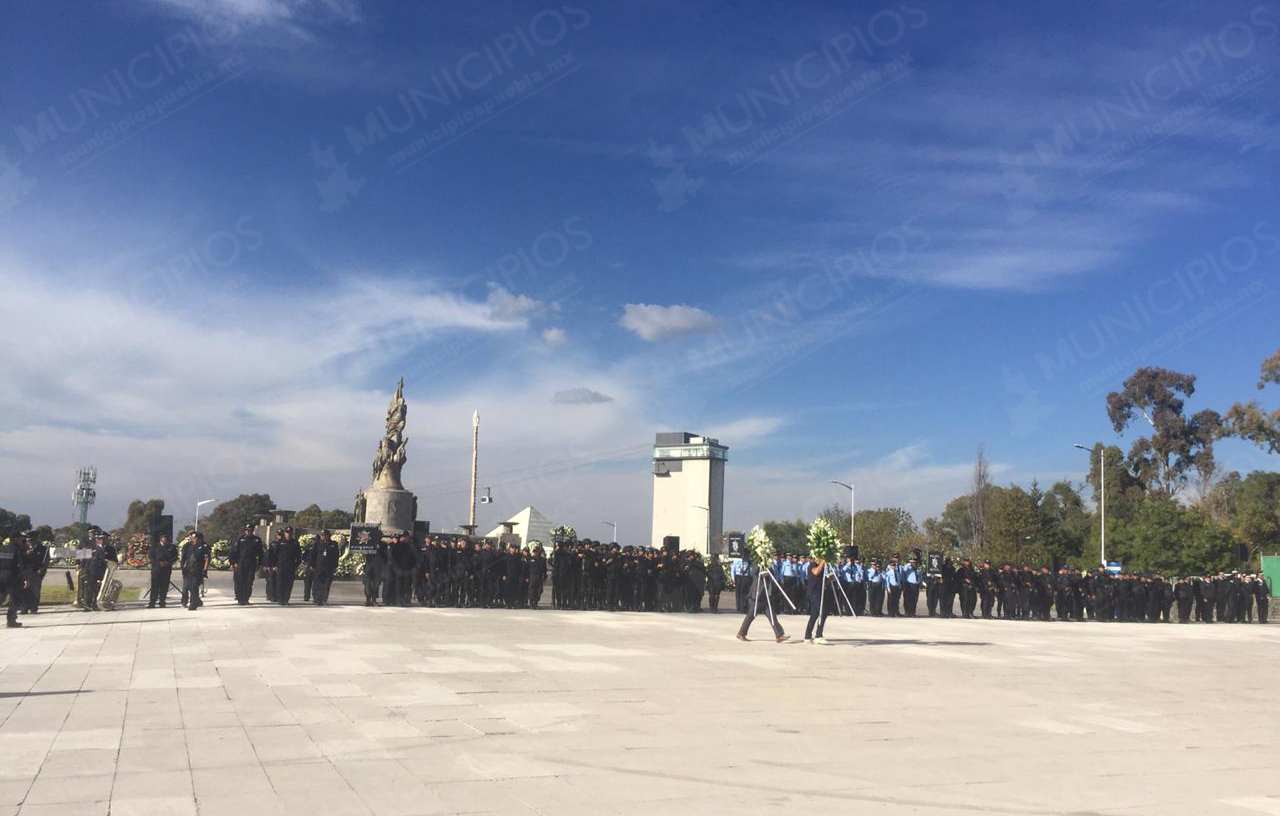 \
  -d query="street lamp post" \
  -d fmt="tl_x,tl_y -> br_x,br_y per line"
830,480 -> 854,547
1074,444 -> 1106,567
601,521 -> 617,544
194,499 -> 217,535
